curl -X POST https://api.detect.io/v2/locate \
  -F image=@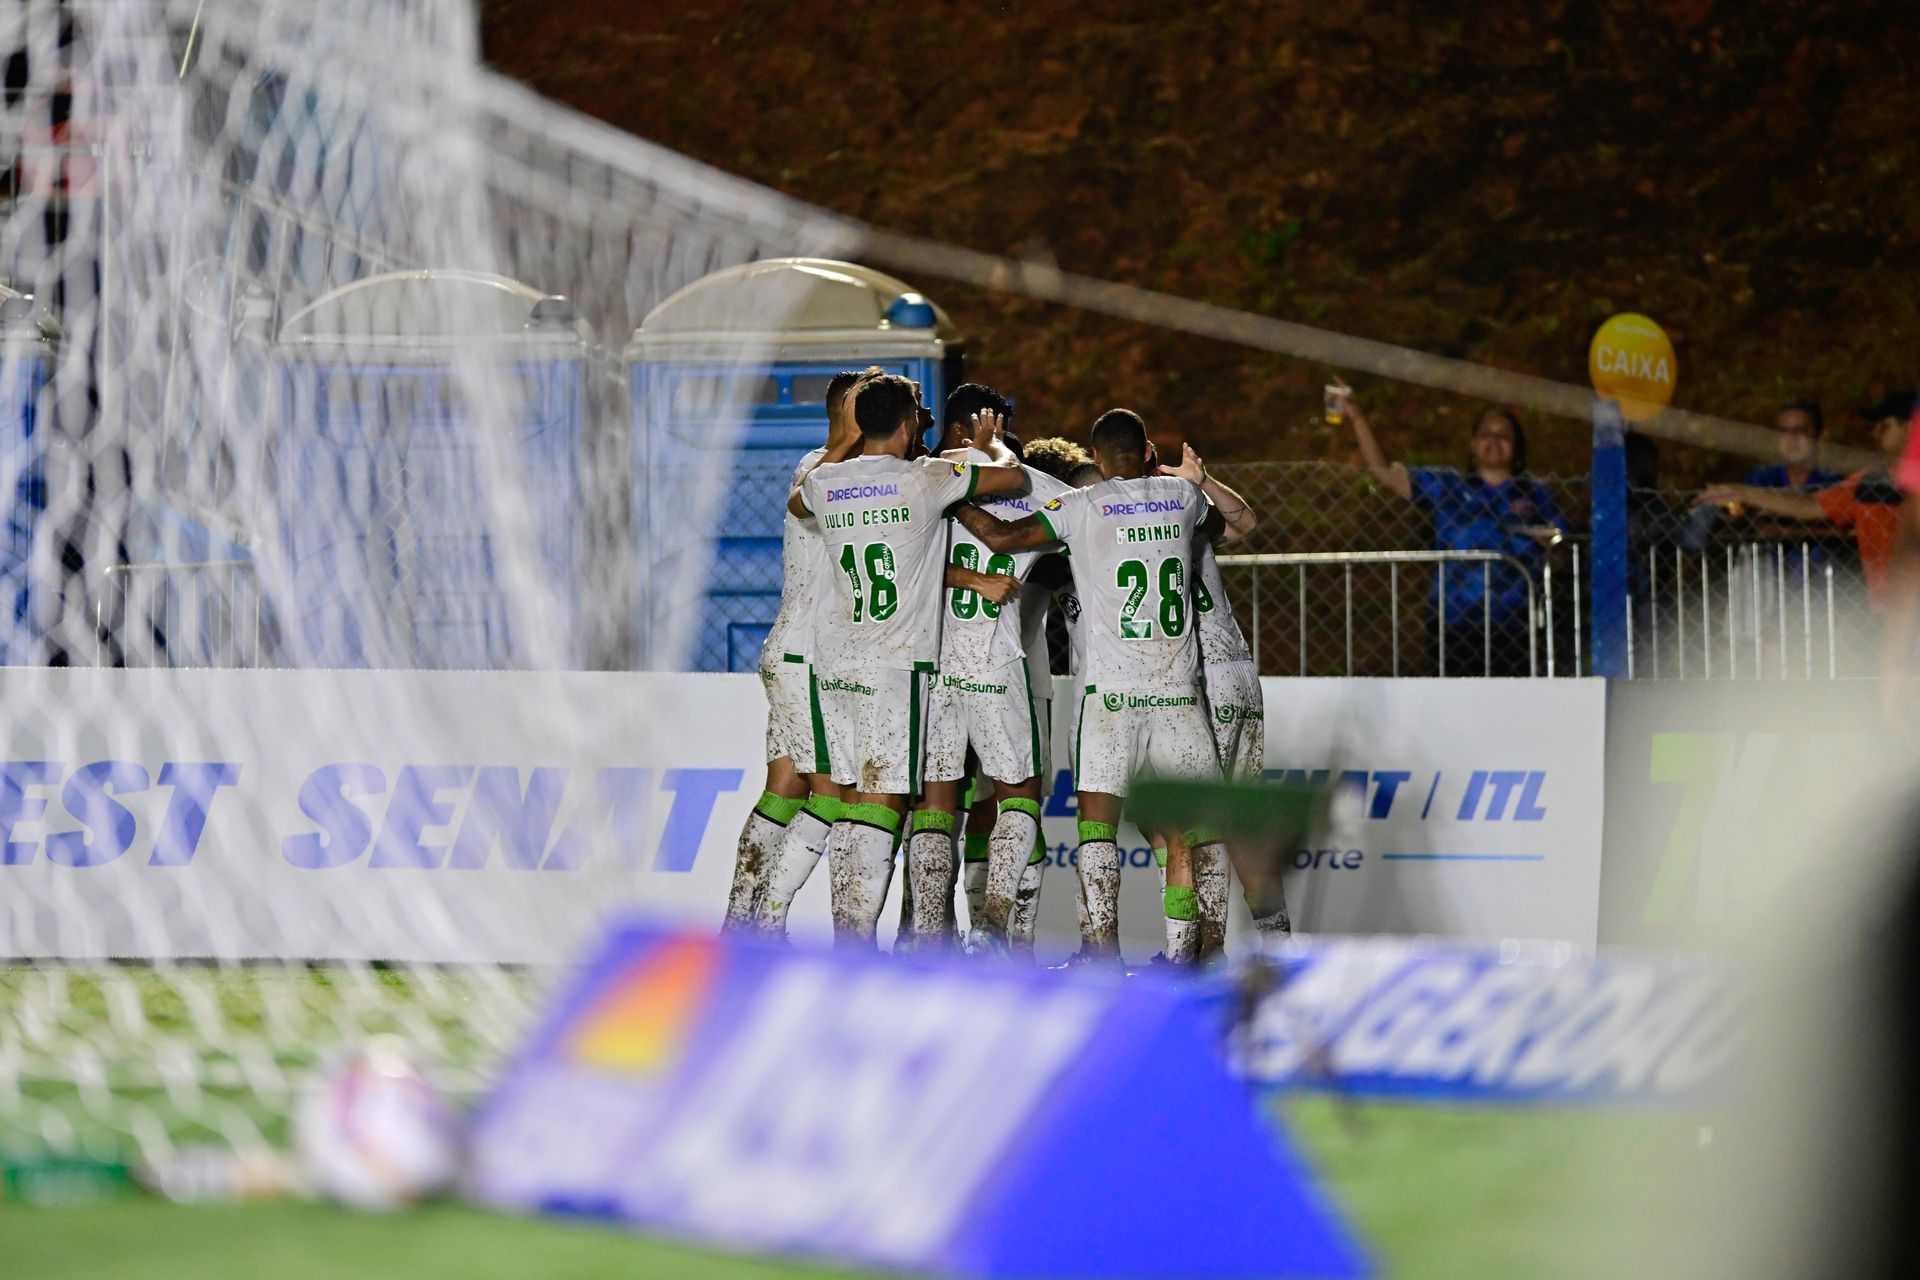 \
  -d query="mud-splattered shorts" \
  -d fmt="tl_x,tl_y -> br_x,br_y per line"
817,665 -> 934,796
923,659 -> 1045,786
1203,660 -> 1266,781
759,656 -> 828,775
1071,683 -> 1220,798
